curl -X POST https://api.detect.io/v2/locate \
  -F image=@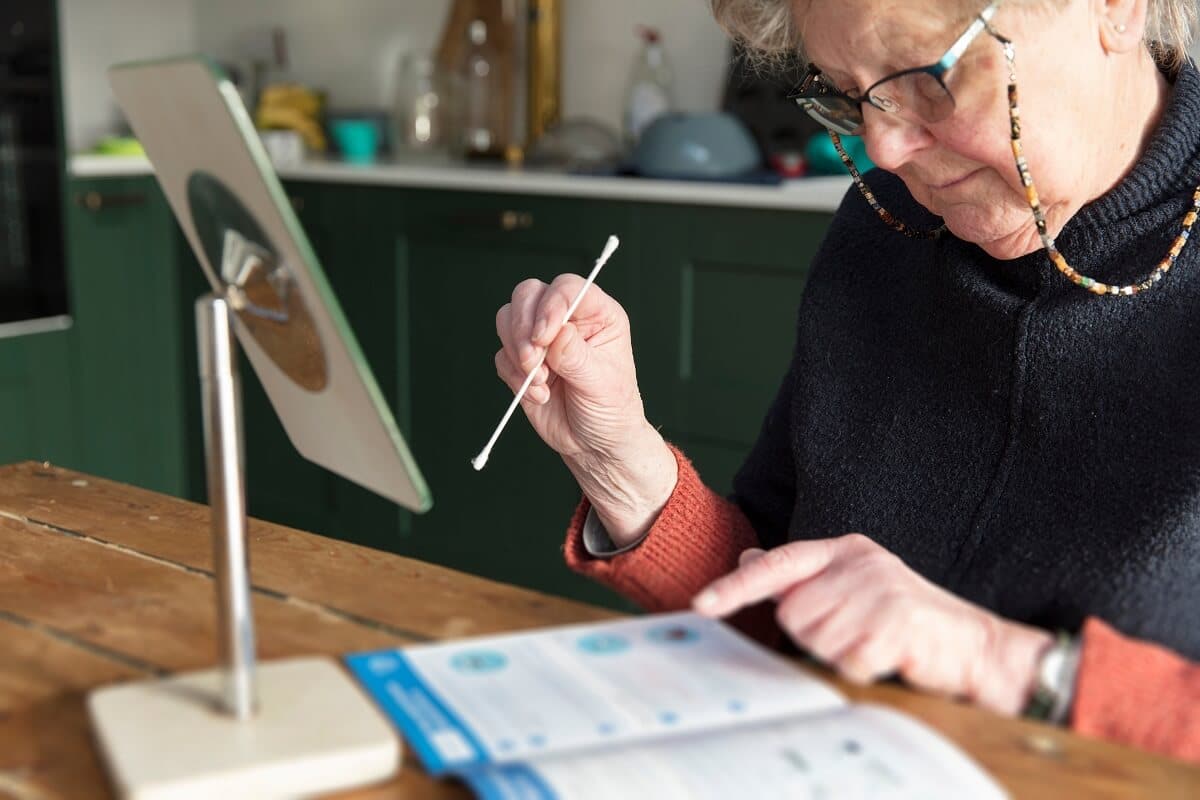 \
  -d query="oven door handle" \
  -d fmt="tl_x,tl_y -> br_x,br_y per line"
74,190 -> 149,212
